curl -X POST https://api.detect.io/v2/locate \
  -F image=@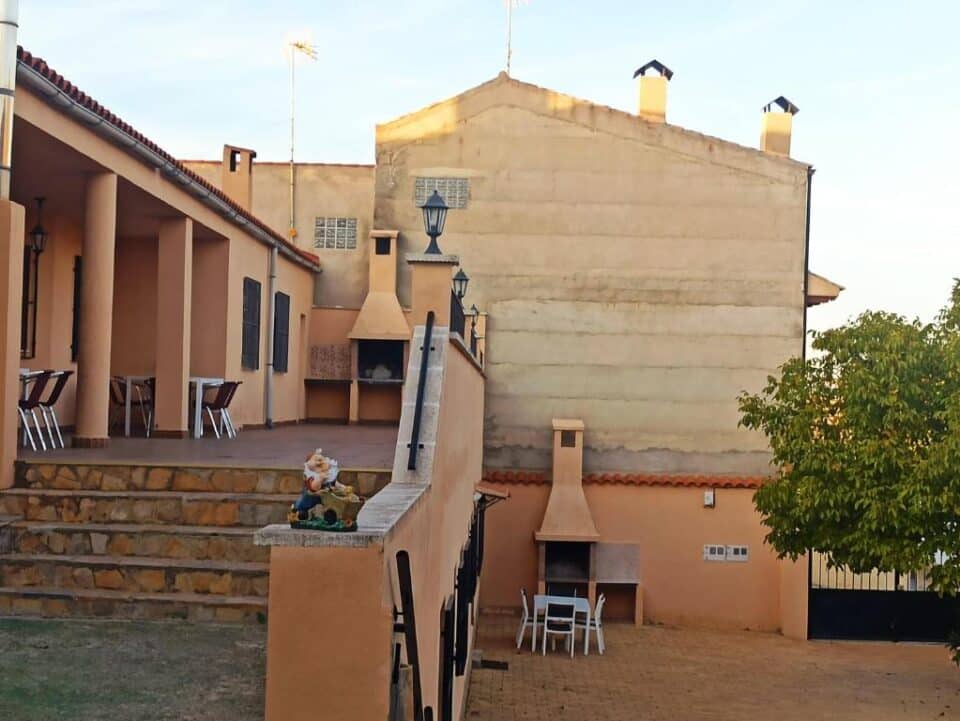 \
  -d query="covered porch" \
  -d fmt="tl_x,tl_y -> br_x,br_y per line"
15,423 -> 398,471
